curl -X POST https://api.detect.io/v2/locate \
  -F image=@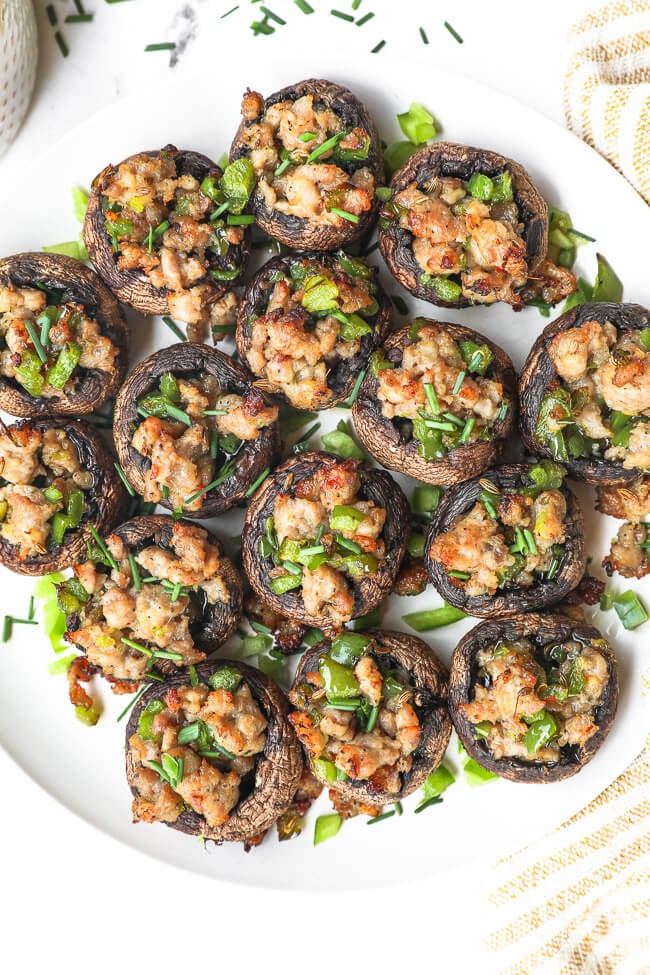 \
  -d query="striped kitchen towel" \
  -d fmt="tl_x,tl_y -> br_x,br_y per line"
489,7 -> 650,971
